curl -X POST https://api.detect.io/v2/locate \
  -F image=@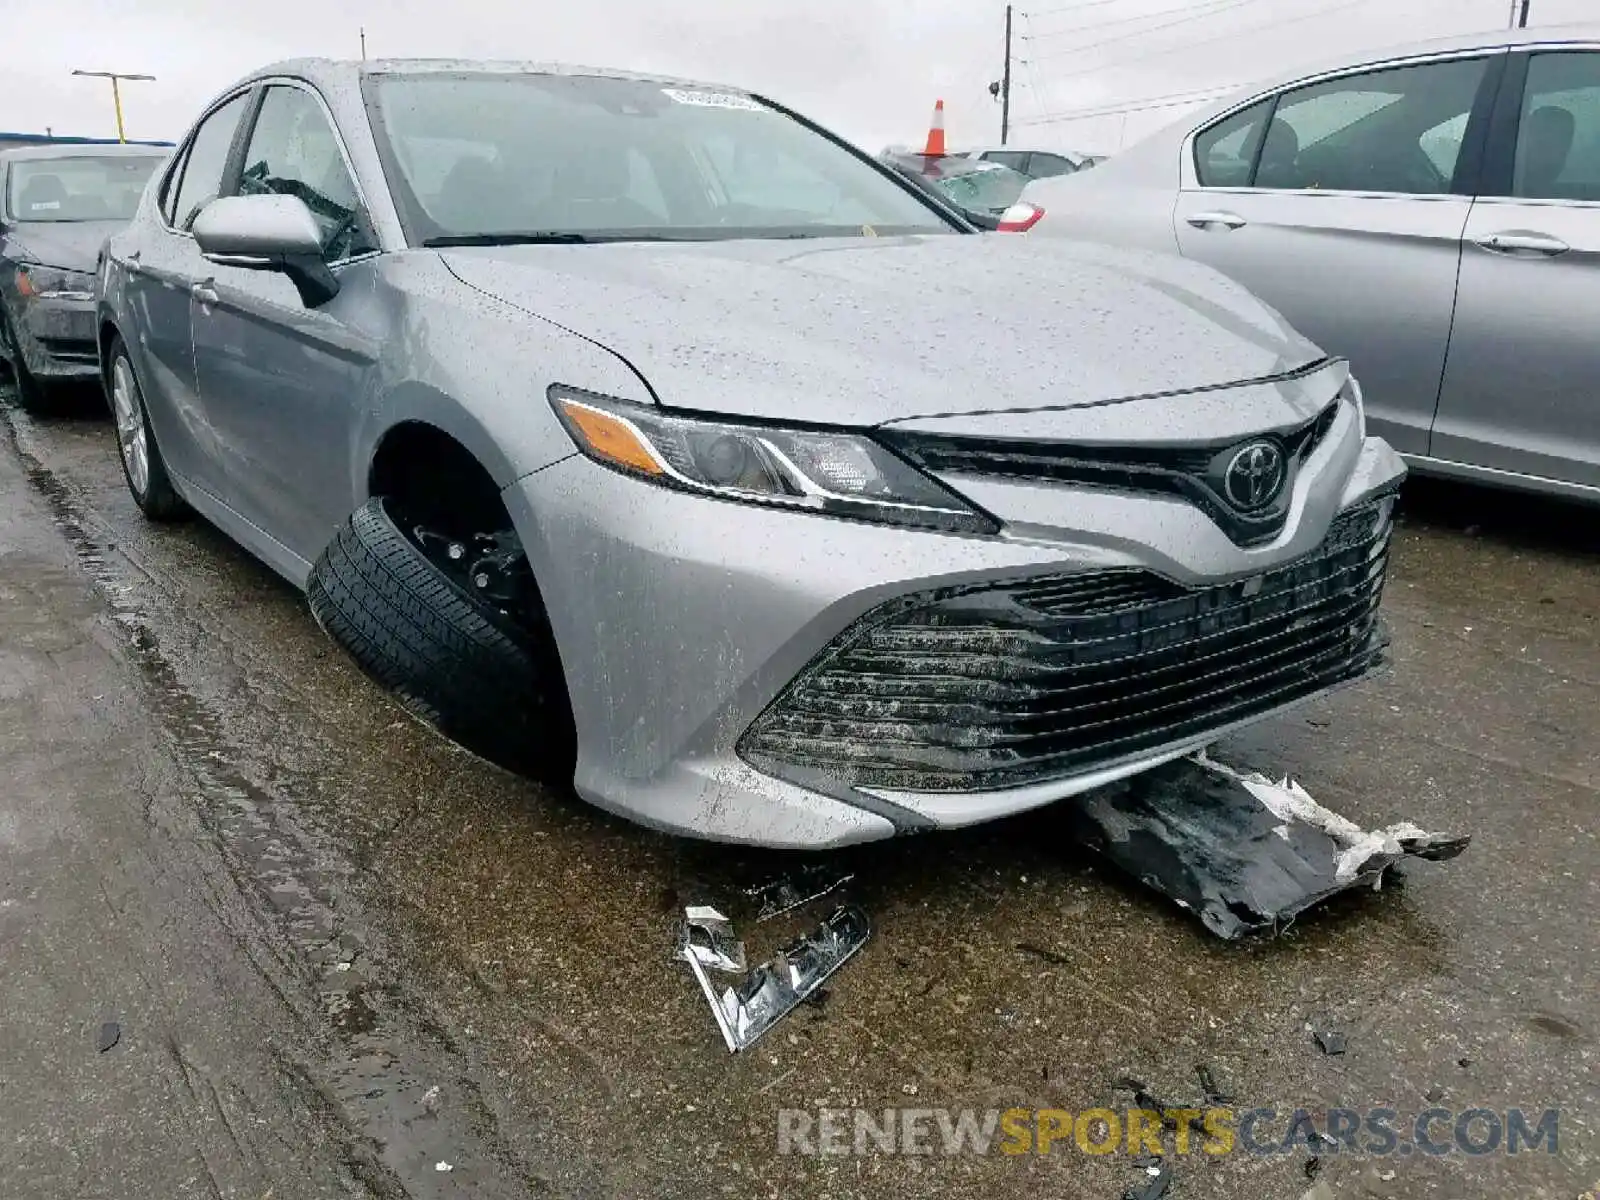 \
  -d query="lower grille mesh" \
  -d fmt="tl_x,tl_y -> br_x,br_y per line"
739,497 -> 1395,793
